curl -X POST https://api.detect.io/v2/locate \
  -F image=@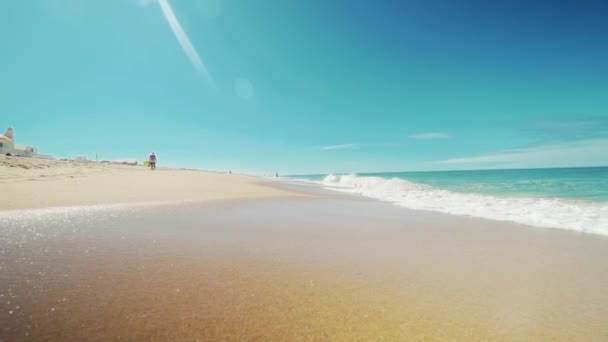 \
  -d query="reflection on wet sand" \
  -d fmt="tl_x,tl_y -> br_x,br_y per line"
2,199 -> 608,340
